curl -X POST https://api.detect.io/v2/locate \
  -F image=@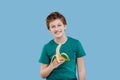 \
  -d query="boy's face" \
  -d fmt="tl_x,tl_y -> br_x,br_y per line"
49,19 -> 66,38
